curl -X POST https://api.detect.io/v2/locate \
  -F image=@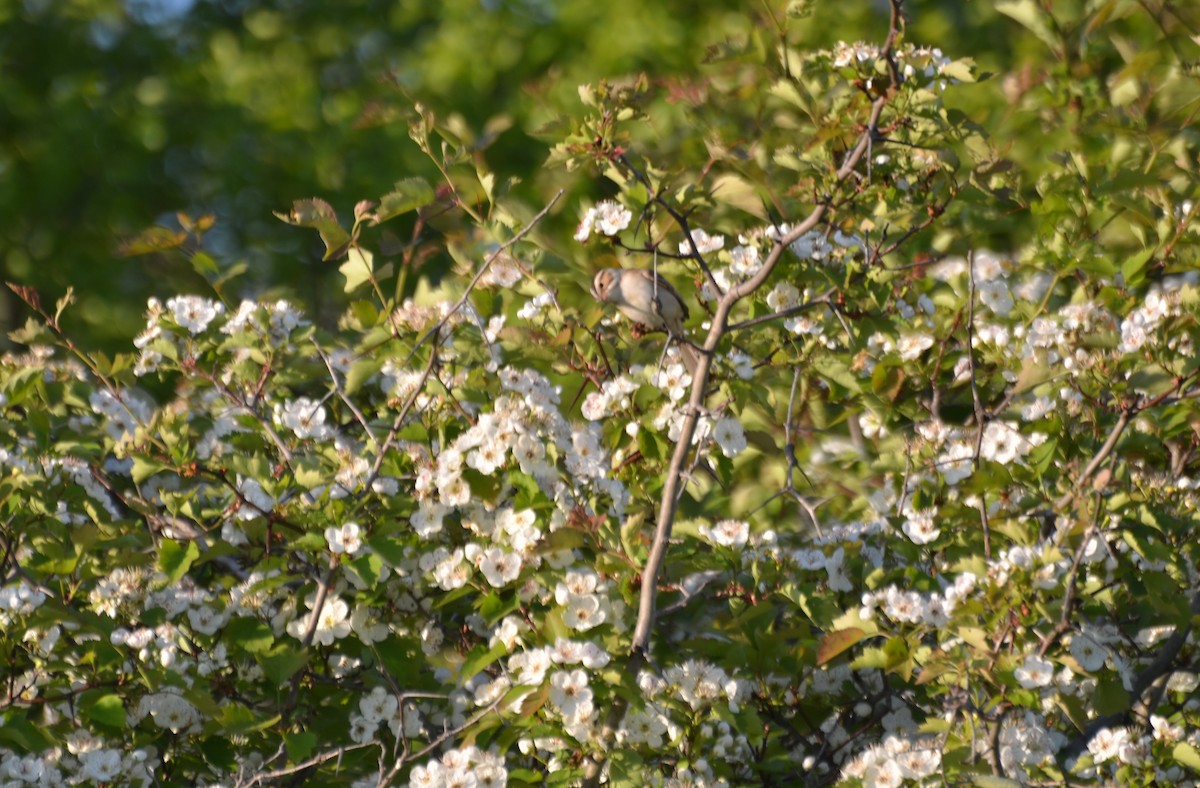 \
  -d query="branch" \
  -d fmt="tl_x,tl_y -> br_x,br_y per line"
403,189 -> 564,367
965,252 -> 991,558
1036,522 -> 1097,659
358,332 -> 440,500
630,2 -> 905,658
1059,586 -> 1200,763
235,742 -> 382,787
283,561 -> 338,711
1053,409 -> 1130,510
313,340 -> 379,450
